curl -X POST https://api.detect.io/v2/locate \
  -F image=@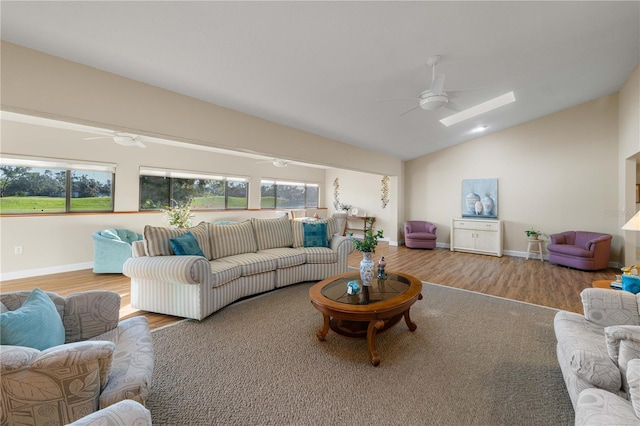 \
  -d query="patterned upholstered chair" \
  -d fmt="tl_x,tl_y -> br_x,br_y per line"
69,399 -> 152,426
0,290 -> 154,425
